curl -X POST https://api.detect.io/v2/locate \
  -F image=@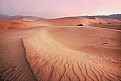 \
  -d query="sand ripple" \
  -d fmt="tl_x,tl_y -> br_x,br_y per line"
23,29 -> 121,81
